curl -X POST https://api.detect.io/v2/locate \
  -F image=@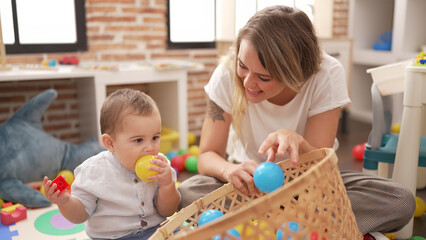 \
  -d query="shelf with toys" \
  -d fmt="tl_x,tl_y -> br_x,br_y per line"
348,0 -> 426,123
0,60 -> 204,151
